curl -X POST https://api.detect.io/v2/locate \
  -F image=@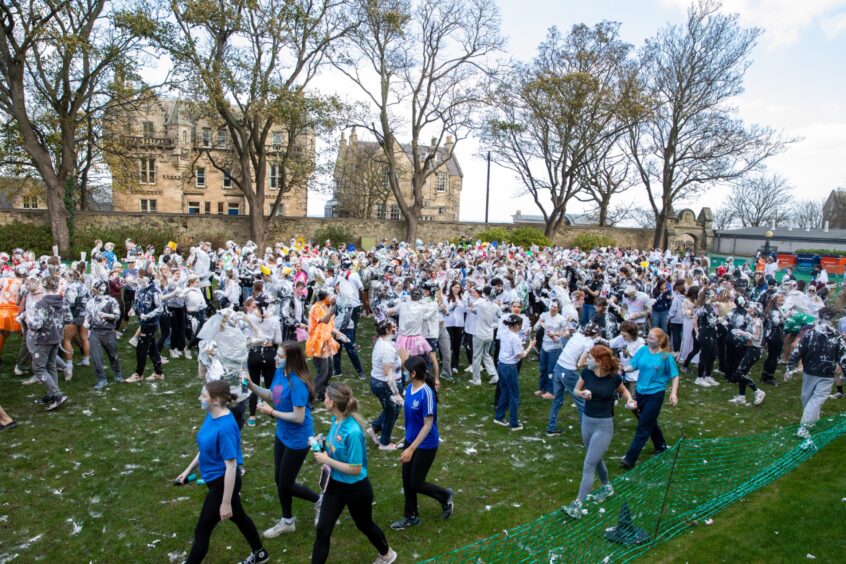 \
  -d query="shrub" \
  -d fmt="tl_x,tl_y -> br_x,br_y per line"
473,227 -> 512,244
313,224 -> 357,248
571,232 -> 616,250
508,226 -> 552,248
794,249 -> 846,257
70,224 -> 180,258
0,222 -> 54,256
